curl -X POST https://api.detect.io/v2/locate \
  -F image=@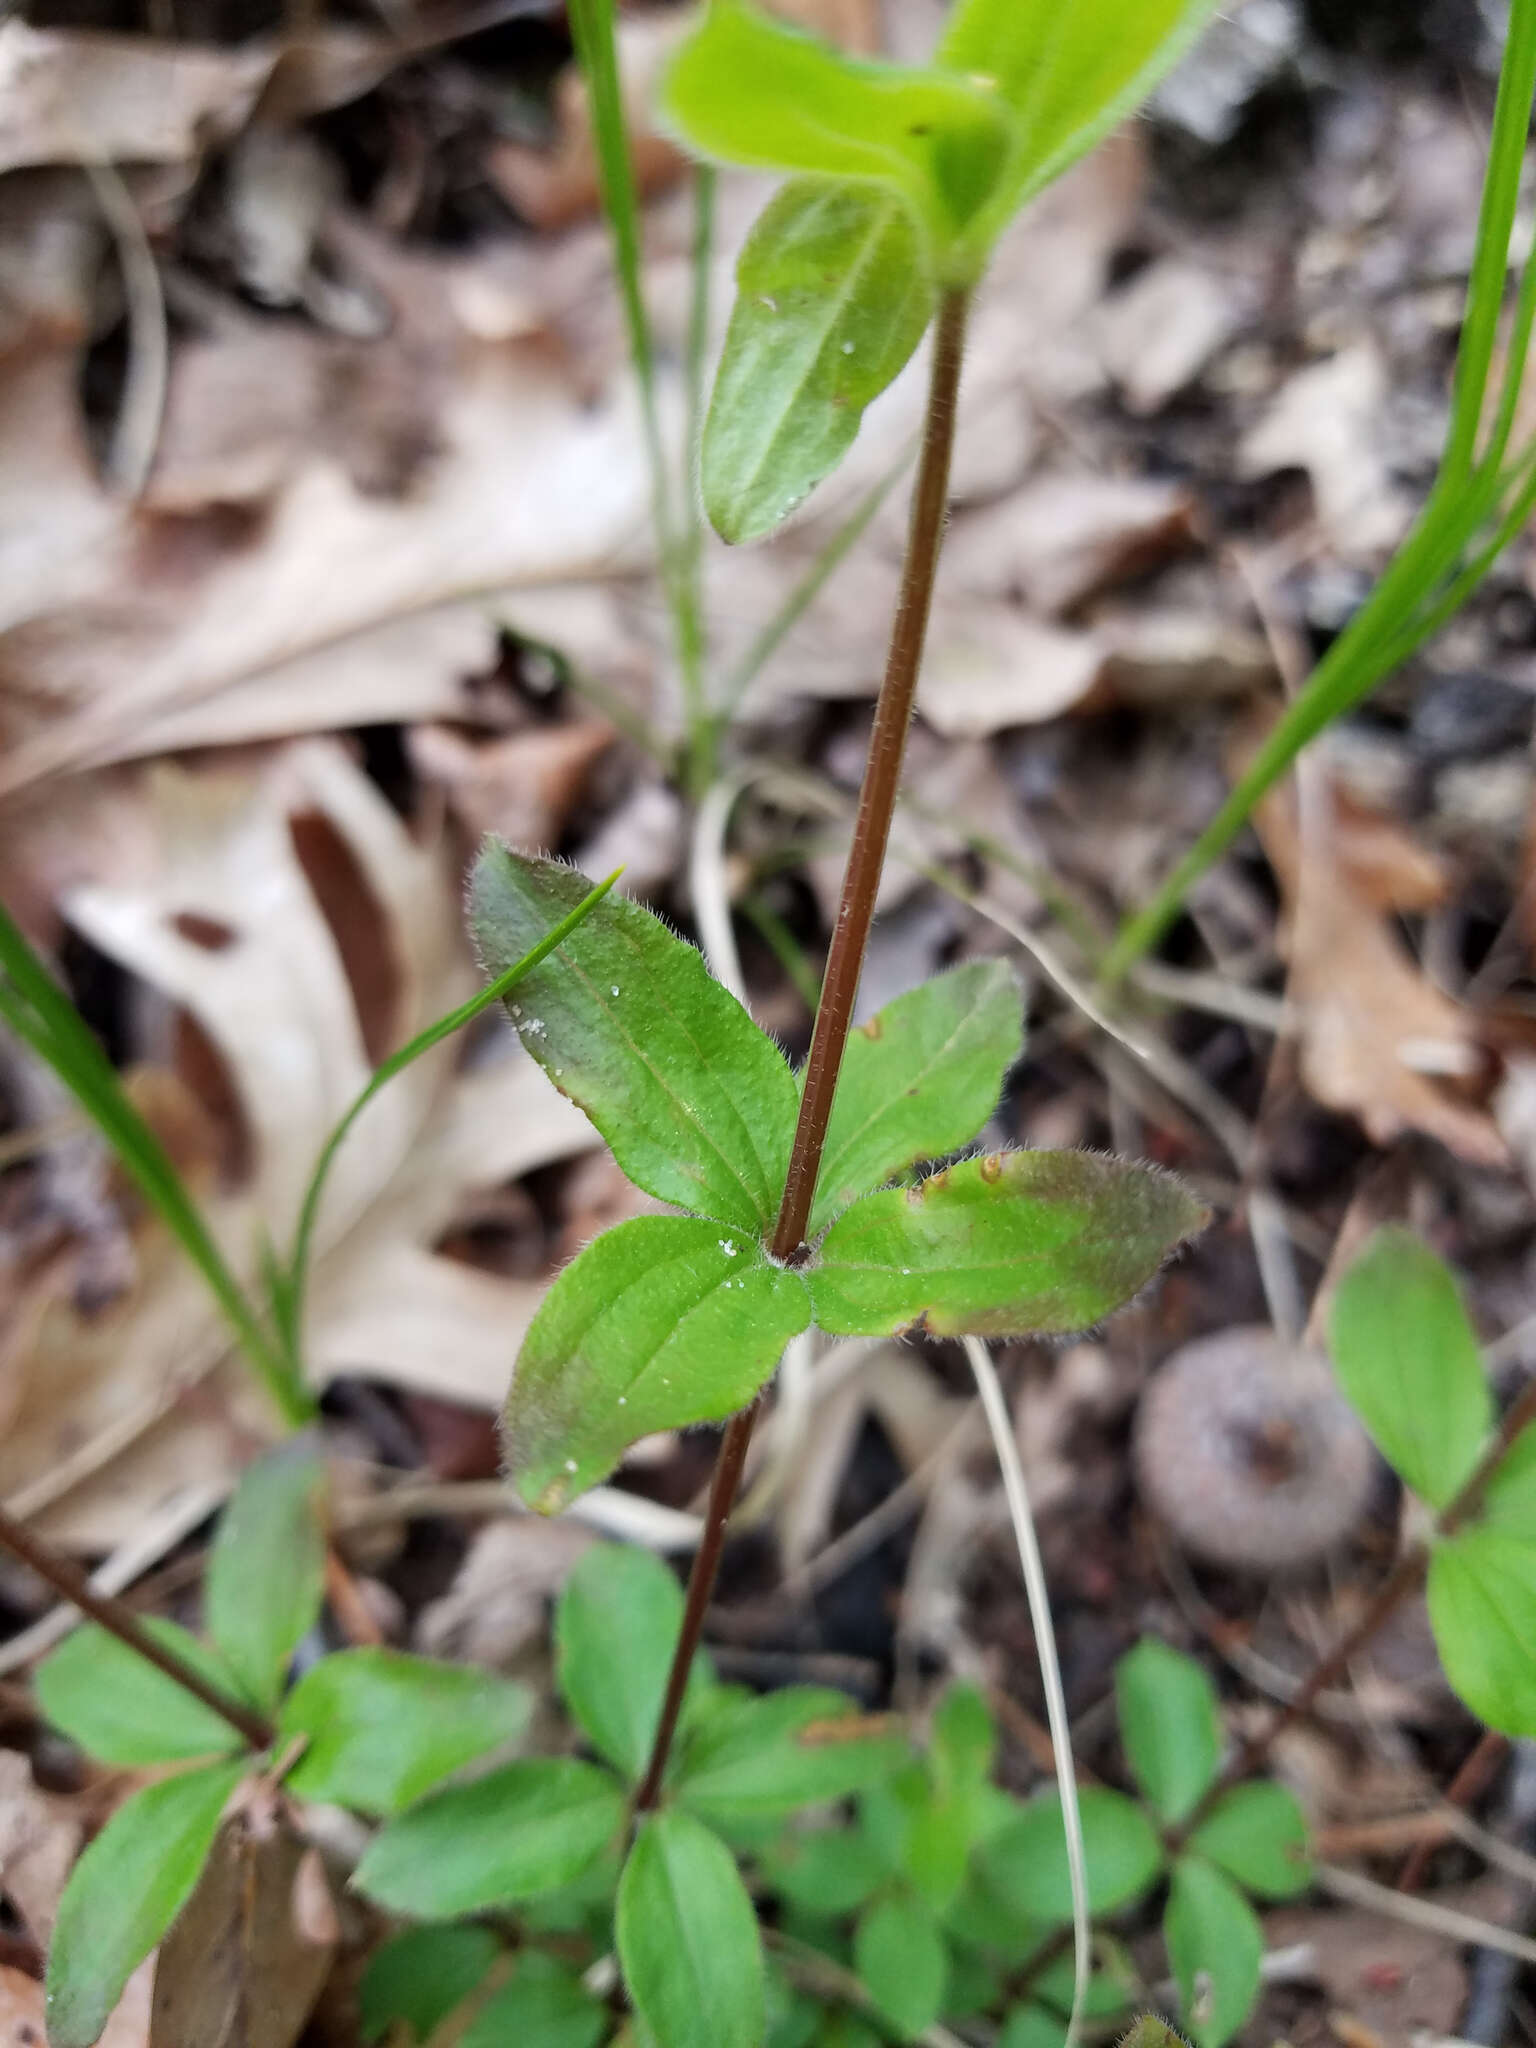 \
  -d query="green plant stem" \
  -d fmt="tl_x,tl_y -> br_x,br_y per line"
1181,1373 -> 1536,1835
632,287 -> 971,1815
0,1500 -> 270,1750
